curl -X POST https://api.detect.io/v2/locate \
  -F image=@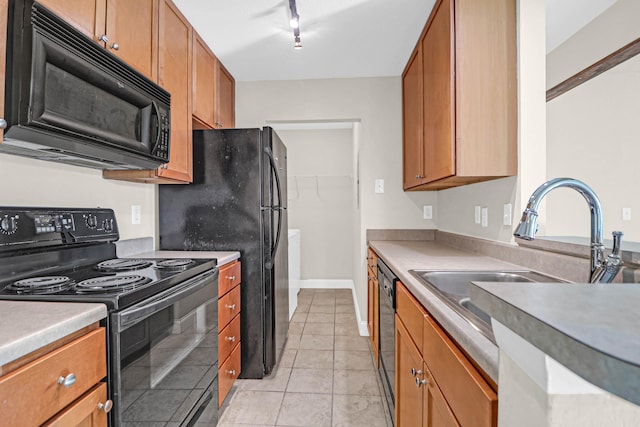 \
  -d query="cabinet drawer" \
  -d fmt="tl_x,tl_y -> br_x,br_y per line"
43,382 -> 109,427
218,342 -> 241,407
219,313 -> 241,365
423,315 -> 497,427
396,282 -> 426,351
0,328 -> 107,427
218,284 -> 241,330
219,261 -> 241,297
